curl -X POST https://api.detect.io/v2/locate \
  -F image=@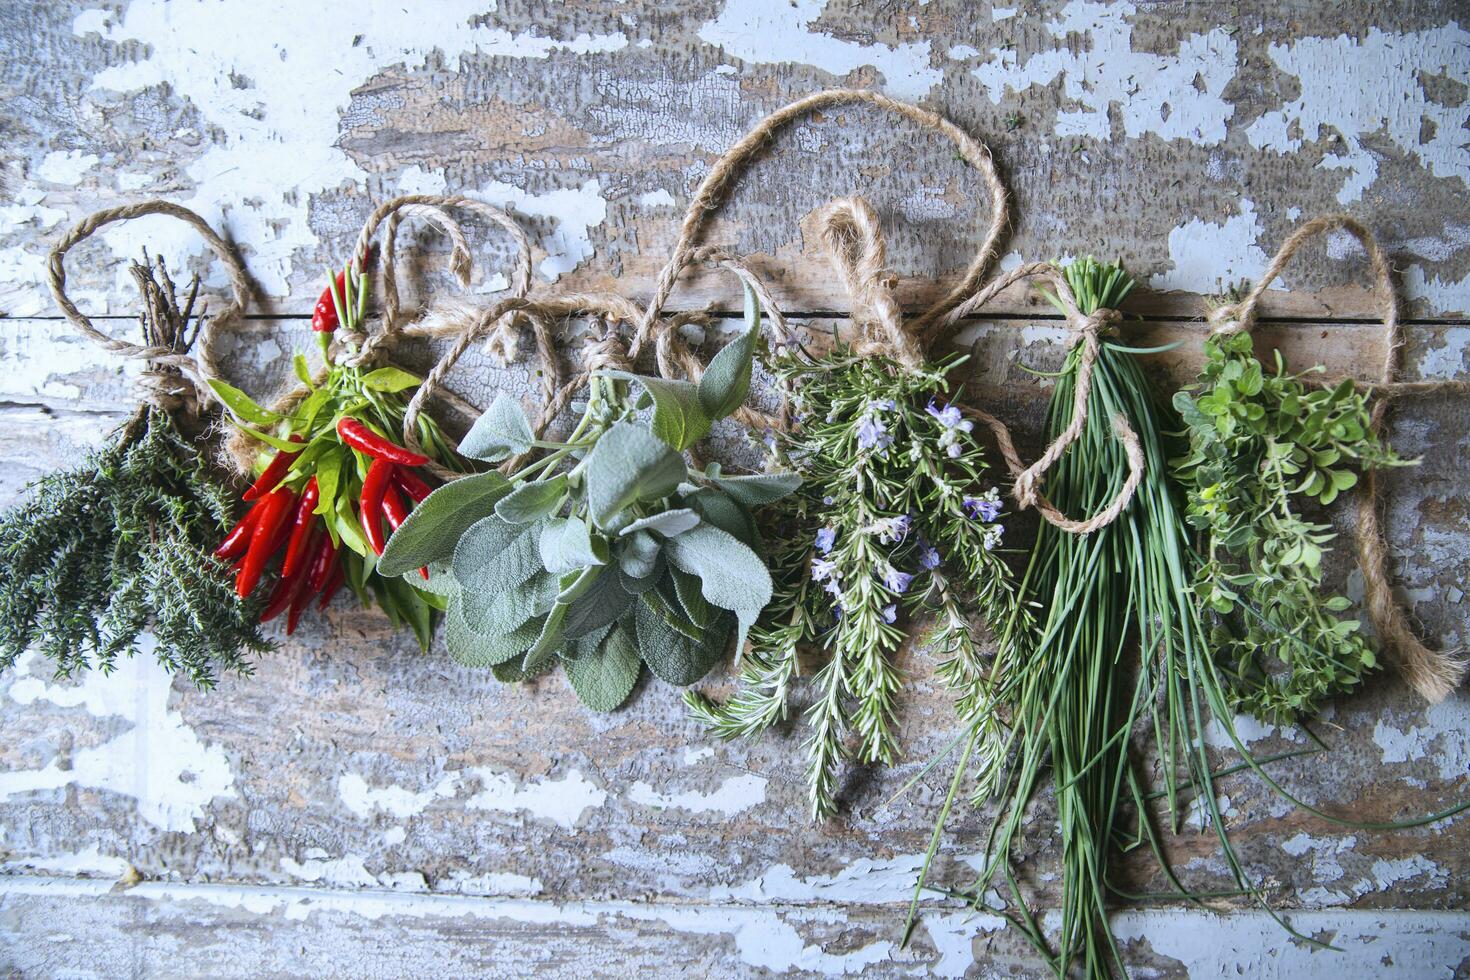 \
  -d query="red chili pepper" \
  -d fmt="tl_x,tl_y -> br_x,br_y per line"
235,487 -> 295,598
280,477 -> 321,578
259,563 -> 309,623
393,466 -> 433,504
286,574 -> 315,634
214,504 -> 262,560
382,486 -> 429,579
306,532 -> 339,594
337,418 -> 430,467
243,435 -> 305,502
318,561 -> 346,610
311,269 -> 349,333
359,457 -> 395,555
